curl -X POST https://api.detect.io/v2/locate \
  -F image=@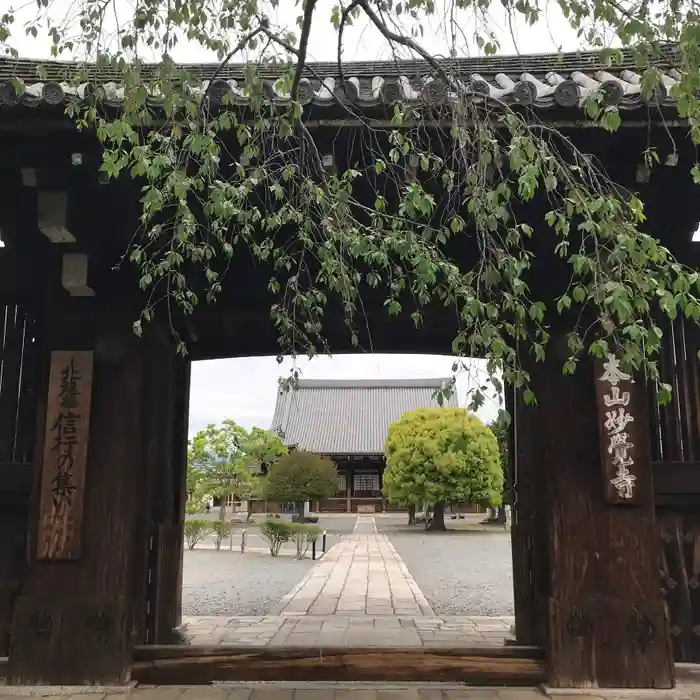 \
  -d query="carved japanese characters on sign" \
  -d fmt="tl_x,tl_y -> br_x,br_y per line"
37,351 -> 94,560
594,353 -> 645,505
